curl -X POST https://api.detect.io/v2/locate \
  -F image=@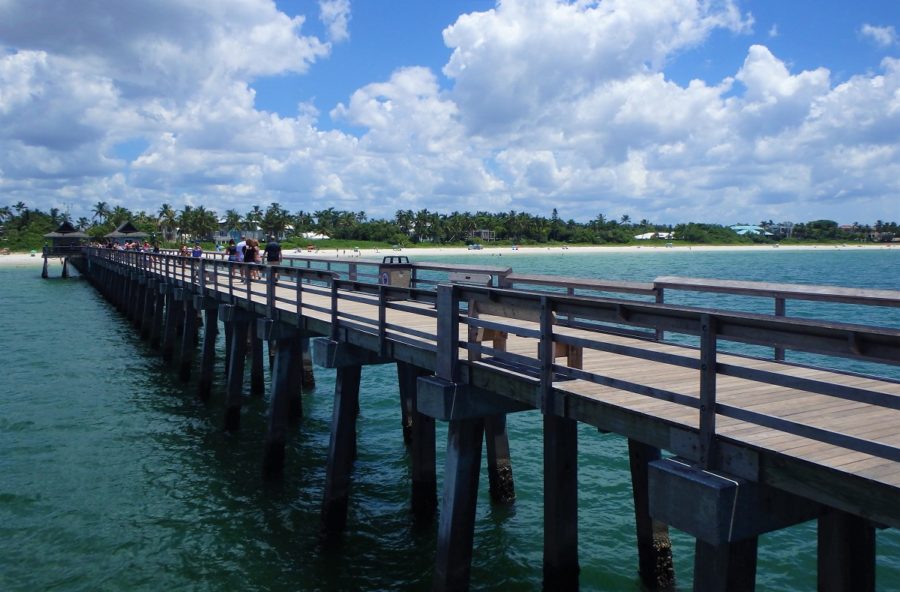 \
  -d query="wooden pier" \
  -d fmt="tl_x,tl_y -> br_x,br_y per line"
67,247 -> 899,591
